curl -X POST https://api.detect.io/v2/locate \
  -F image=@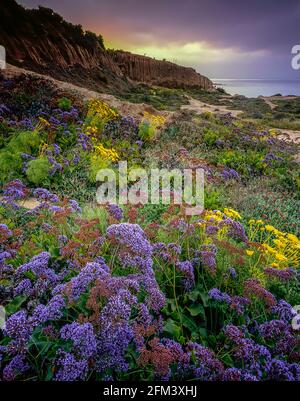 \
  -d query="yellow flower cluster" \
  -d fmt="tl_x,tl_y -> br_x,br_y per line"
34,117 -> 50,133
142,112 -> 166,128
203,210 -> 224,223
202,208 -> 241,223
93,143 -> 119,162
85,99 -> 118,138
38,117 -> 51,127
269,128 -> 278,137
224,208 -> 241,220
87,99 -> 118,121
198,208 -> 241,240
38,141 -> 50,156
248,220 -> 300,269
